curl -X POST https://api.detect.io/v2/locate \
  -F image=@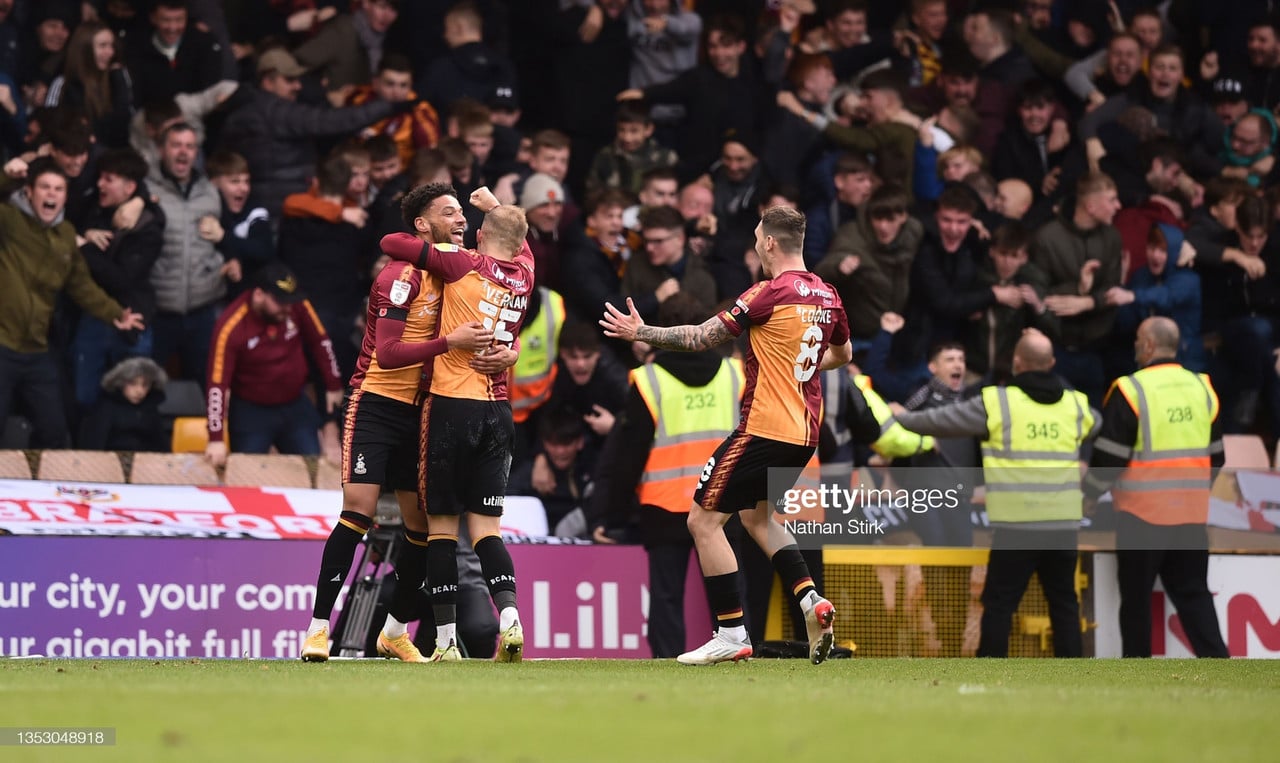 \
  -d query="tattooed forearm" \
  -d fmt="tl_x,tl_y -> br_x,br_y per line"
635,317 -> 732,351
